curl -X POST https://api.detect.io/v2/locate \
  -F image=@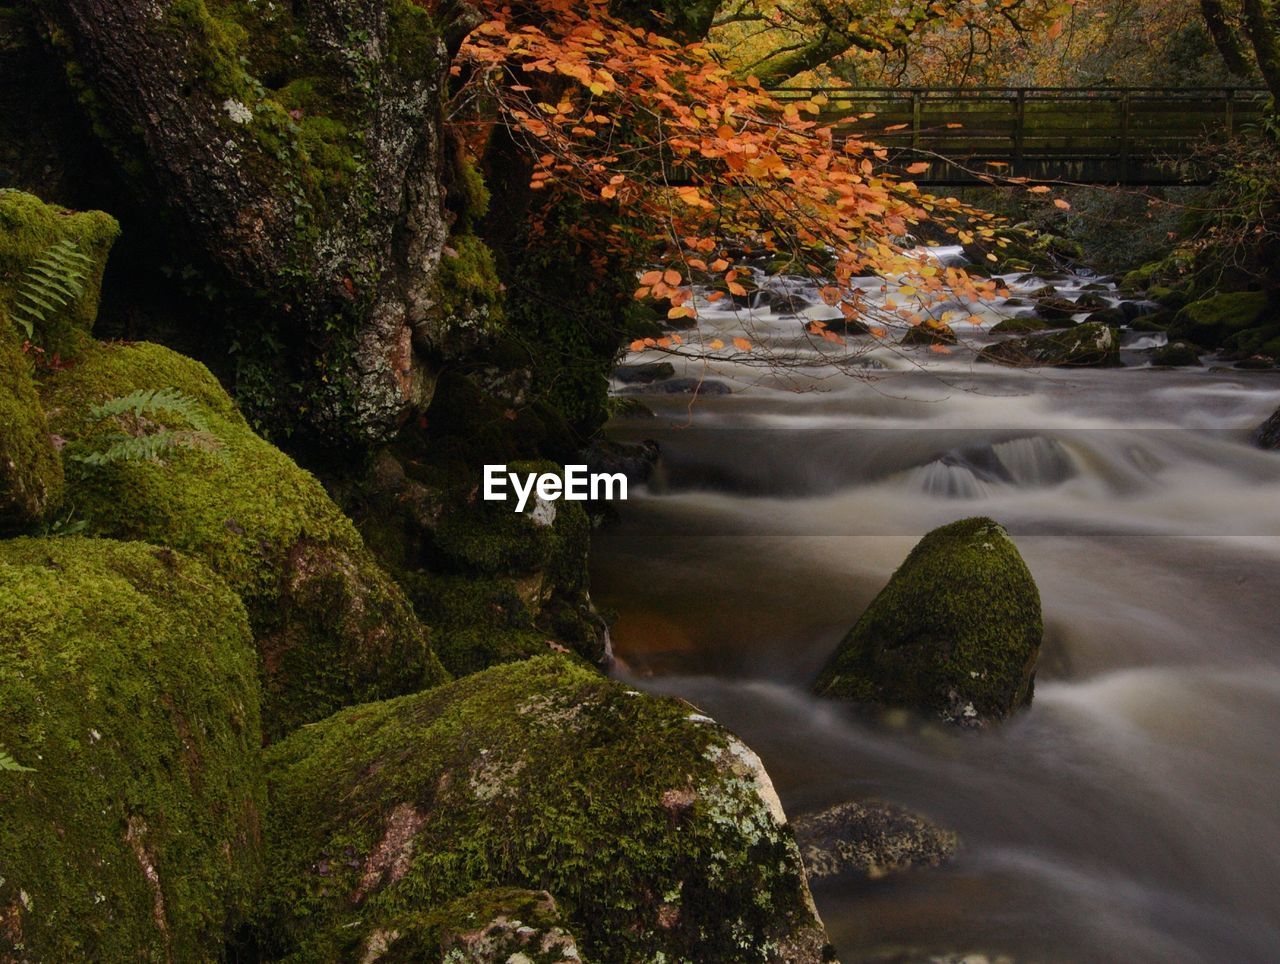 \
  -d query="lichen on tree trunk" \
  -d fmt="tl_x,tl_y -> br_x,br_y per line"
29,0 -> 483,444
